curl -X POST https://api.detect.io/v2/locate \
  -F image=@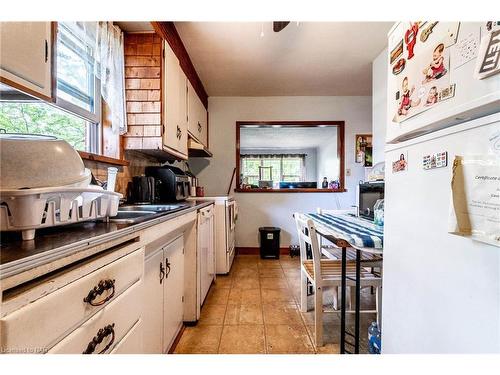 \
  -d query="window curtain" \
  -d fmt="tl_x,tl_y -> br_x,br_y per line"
63,22 -> 127,134
95,22 -> 127,135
